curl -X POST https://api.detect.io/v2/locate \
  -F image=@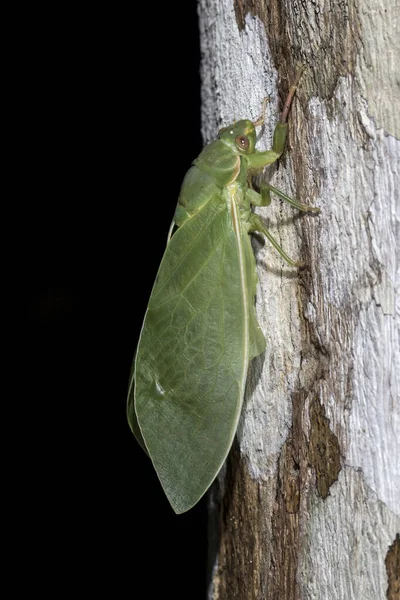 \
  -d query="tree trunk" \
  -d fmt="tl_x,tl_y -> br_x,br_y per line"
198,1 -> 399,598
